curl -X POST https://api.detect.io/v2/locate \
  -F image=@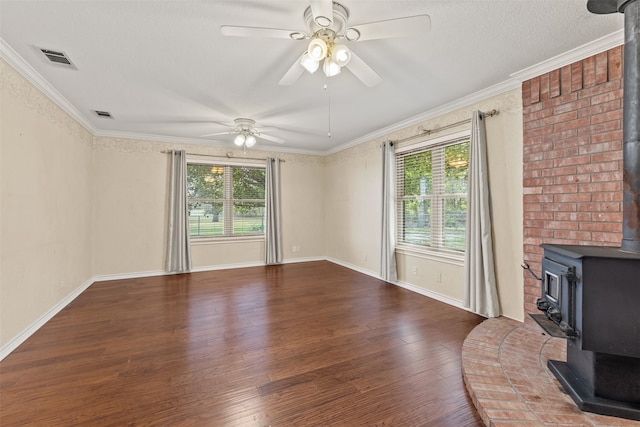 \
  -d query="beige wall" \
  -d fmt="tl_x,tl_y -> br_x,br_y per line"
1,60 -> 94,345
324,89 -> 524,321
